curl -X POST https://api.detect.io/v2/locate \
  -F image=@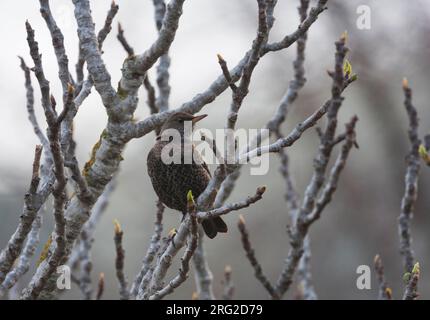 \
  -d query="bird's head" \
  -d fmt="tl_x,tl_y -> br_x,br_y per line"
159,112 -> 207,140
